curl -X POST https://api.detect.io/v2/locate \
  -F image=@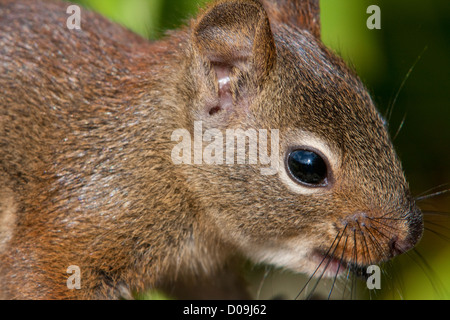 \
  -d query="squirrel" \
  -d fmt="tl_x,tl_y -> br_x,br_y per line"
0,0 -> 424,299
